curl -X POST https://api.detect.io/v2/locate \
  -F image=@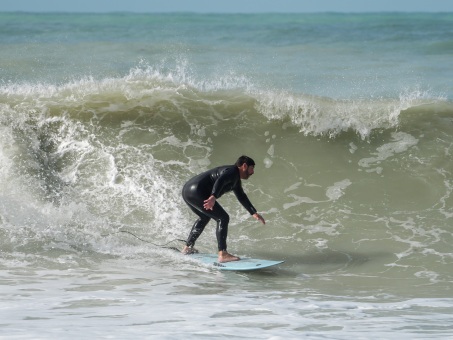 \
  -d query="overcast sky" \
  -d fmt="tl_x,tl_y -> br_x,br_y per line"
2,0 -> 453,13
